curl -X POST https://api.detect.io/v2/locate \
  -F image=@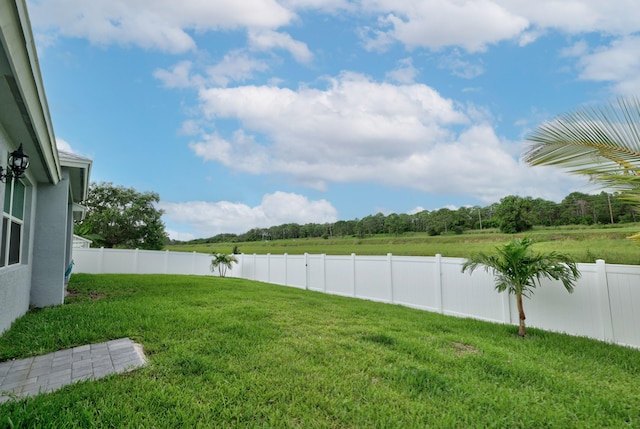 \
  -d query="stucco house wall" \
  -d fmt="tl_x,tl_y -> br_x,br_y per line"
0,0 -> 92,333
0,116 -> 33,335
